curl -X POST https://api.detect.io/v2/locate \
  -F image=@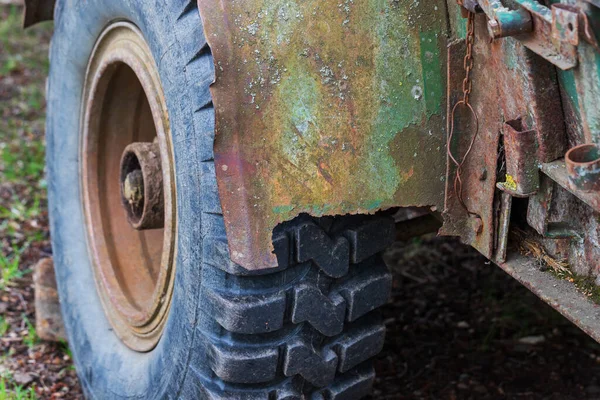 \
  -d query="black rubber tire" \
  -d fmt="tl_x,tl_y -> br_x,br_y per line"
46,0 -> 395,398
